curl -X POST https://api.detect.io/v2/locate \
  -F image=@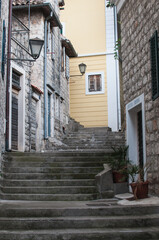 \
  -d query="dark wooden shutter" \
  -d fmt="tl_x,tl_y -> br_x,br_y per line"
12,71 -> 21,89
48,93 -> 51,137
0,0 -> 1,17
12,95 -> 18,150
150,30 -> 159,100
31,98 -> 37,150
